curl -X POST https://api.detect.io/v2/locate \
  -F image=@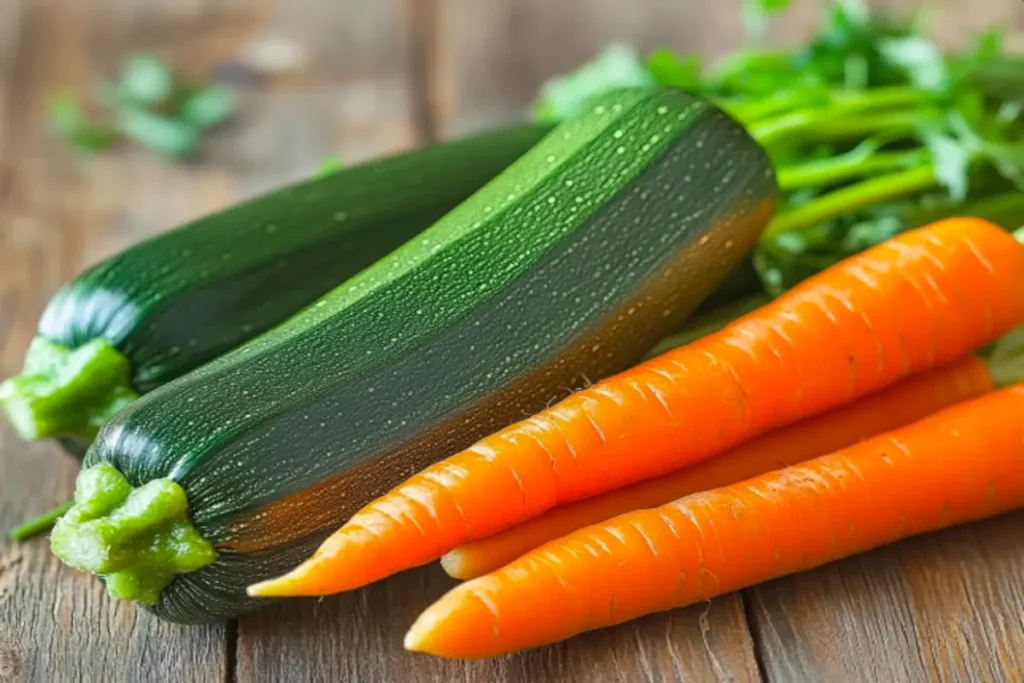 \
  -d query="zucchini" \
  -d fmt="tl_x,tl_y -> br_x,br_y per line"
0,124 -> 551,454
51,87 -> 778,623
